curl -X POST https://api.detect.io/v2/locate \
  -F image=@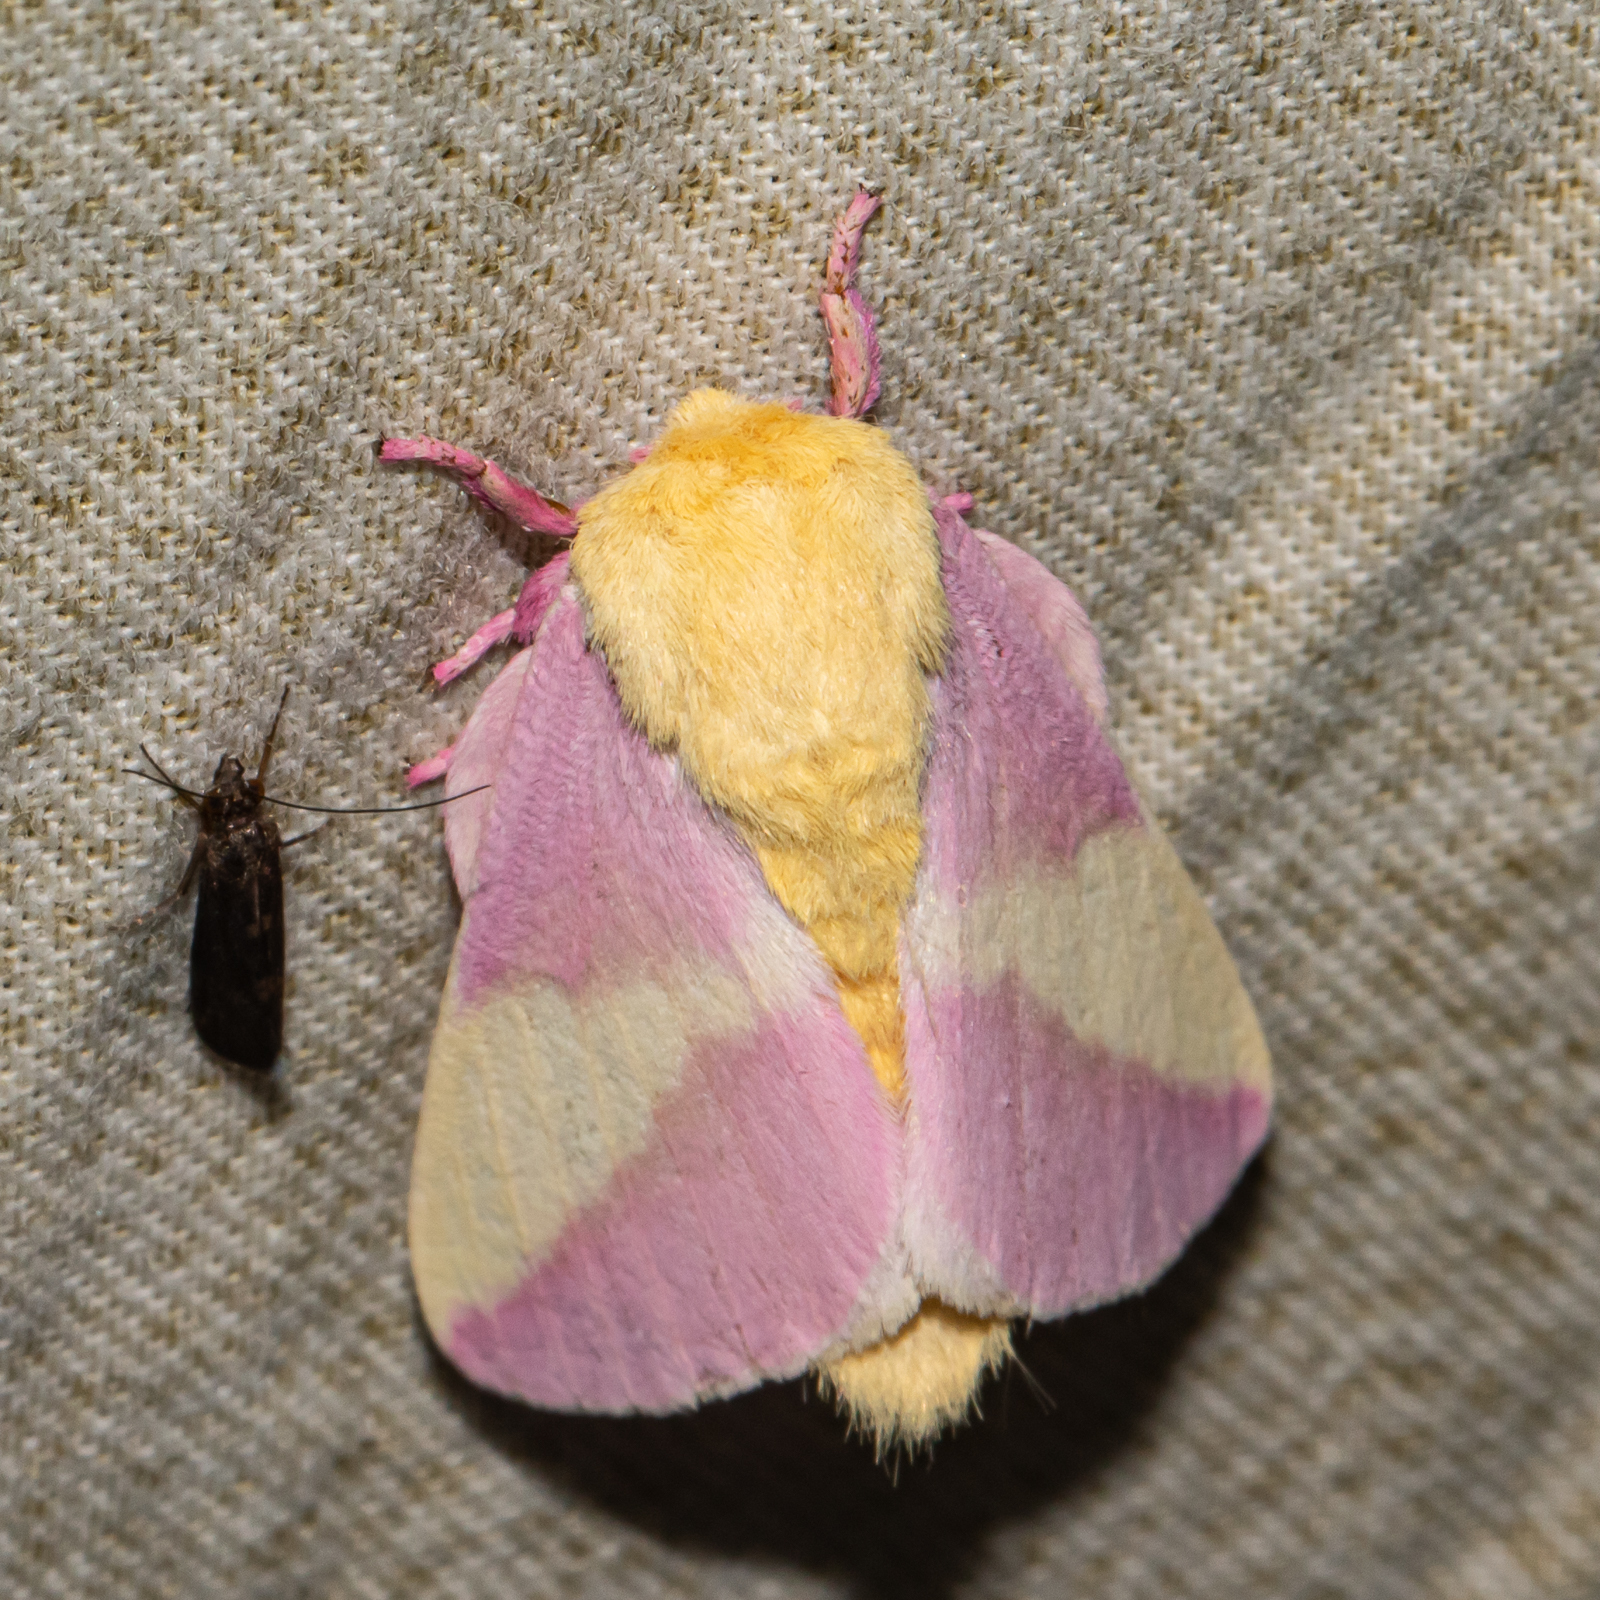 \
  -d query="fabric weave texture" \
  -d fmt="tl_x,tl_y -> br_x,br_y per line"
3,3 -> 1598,1597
